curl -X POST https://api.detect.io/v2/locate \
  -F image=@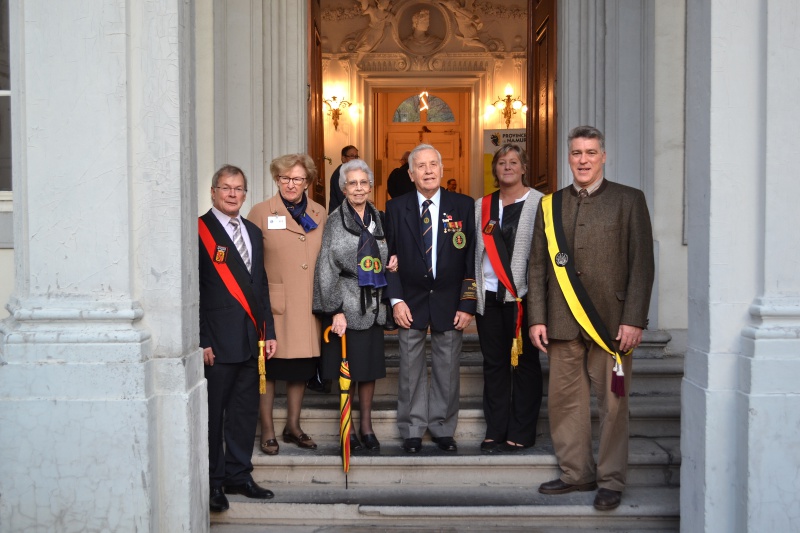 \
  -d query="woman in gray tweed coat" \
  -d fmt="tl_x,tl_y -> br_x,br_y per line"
313,159 -> 389,452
